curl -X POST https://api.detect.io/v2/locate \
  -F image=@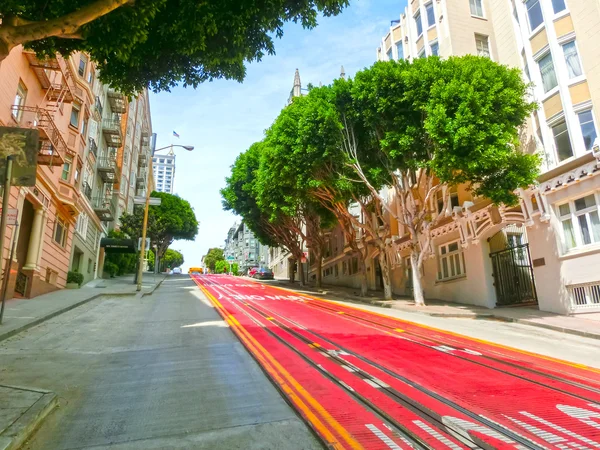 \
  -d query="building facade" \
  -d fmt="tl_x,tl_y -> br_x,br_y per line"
152,149 -> 175,193
224,221 -> 265,274
363,0 -> 600,315
0,45 -> 153,297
